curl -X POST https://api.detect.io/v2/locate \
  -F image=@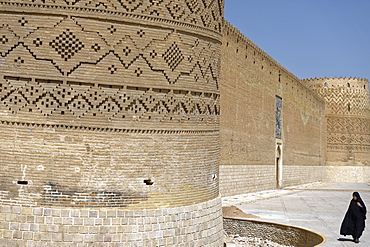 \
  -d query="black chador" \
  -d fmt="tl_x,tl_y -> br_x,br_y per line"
340,192 -> 367,243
